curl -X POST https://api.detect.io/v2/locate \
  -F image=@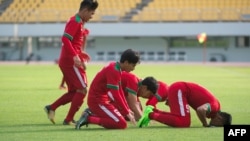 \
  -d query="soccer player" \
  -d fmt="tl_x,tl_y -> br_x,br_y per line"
59,28 -> 90,90
138,81 -> 232,128
75,49 -> 140,129
44,0 -> 98,125
120,71 -> 142,121
120,72 -> 168,121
